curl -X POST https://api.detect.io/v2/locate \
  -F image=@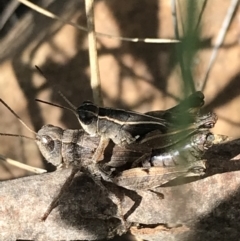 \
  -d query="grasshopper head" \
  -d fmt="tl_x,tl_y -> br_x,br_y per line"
36,125 -> 63,168
77,101 -> 98,136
